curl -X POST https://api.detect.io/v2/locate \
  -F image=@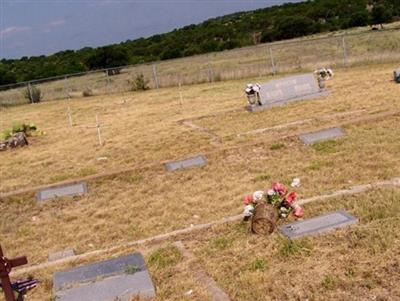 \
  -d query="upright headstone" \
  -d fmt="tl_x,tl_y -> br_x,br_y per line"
394,69 -> 400,83
165,155 -> 207,171
246,74 -> 329,112
53,252 -> 156,301
36,182 -> 87,201
299,127 -> 345,145
279,210 -> 357,239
